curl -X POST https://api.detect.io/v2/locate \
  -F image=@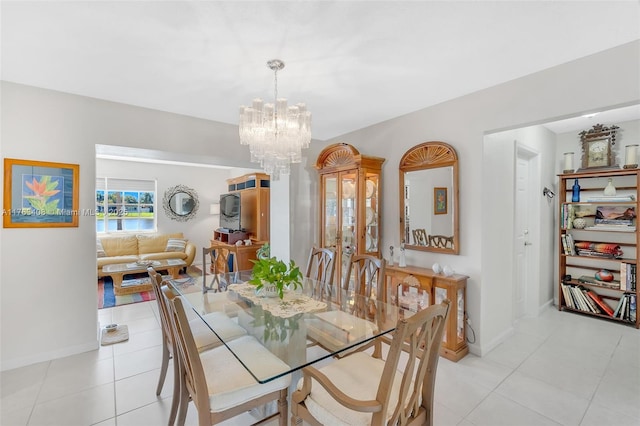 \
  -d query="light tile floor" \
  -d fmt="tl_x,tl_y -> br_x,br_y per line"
1,302 -> 639,425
